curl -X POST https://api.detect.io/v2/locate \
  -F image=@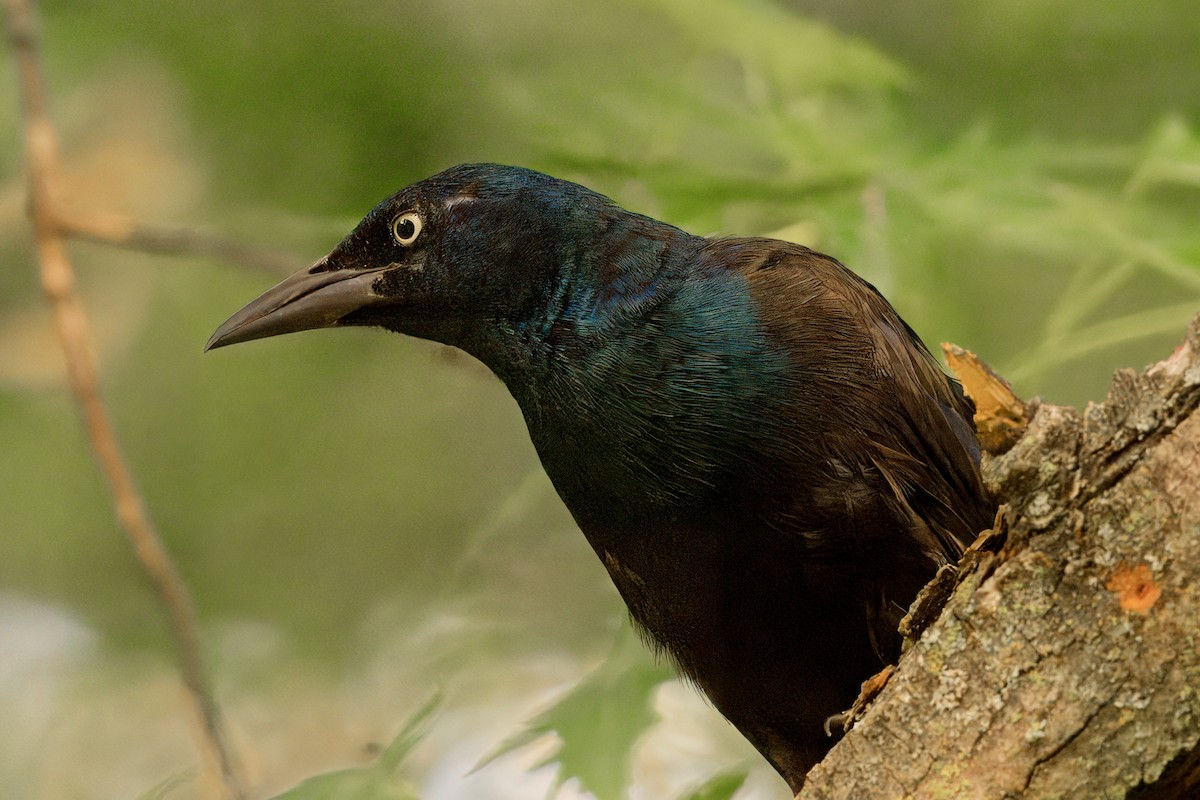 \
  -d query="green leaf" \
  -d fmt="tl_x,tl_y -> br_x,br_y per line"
678,770 -> 749,800
477,623 -> 674,800
134,769 -> 196,800
267,767 -> 420,800
268,694 -> 440,800
377,691 -> 442,774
